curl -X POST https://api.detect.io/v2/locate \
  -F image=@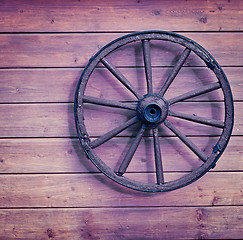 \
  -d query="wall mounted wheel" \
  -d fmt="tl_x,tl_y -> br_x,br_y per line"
74,31 -> 234,192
